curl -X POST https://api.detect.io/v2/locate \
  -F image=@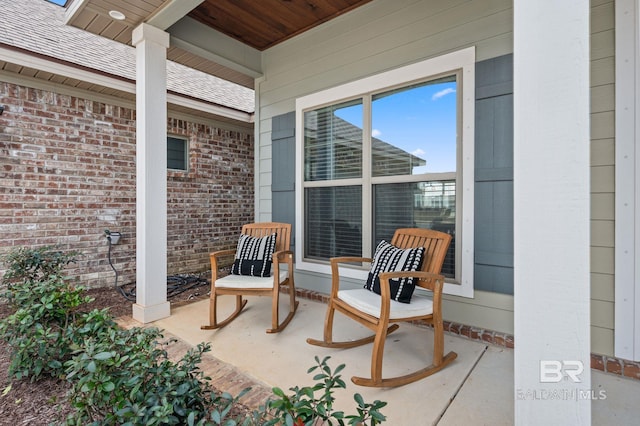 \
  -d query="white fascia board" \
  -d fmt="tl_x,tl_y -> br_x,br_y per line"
0,45 -> 135,93
167,93 -> 253,123
64,0 -> 89,25
0,45 -> 252,123
168,17 -> 263,78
